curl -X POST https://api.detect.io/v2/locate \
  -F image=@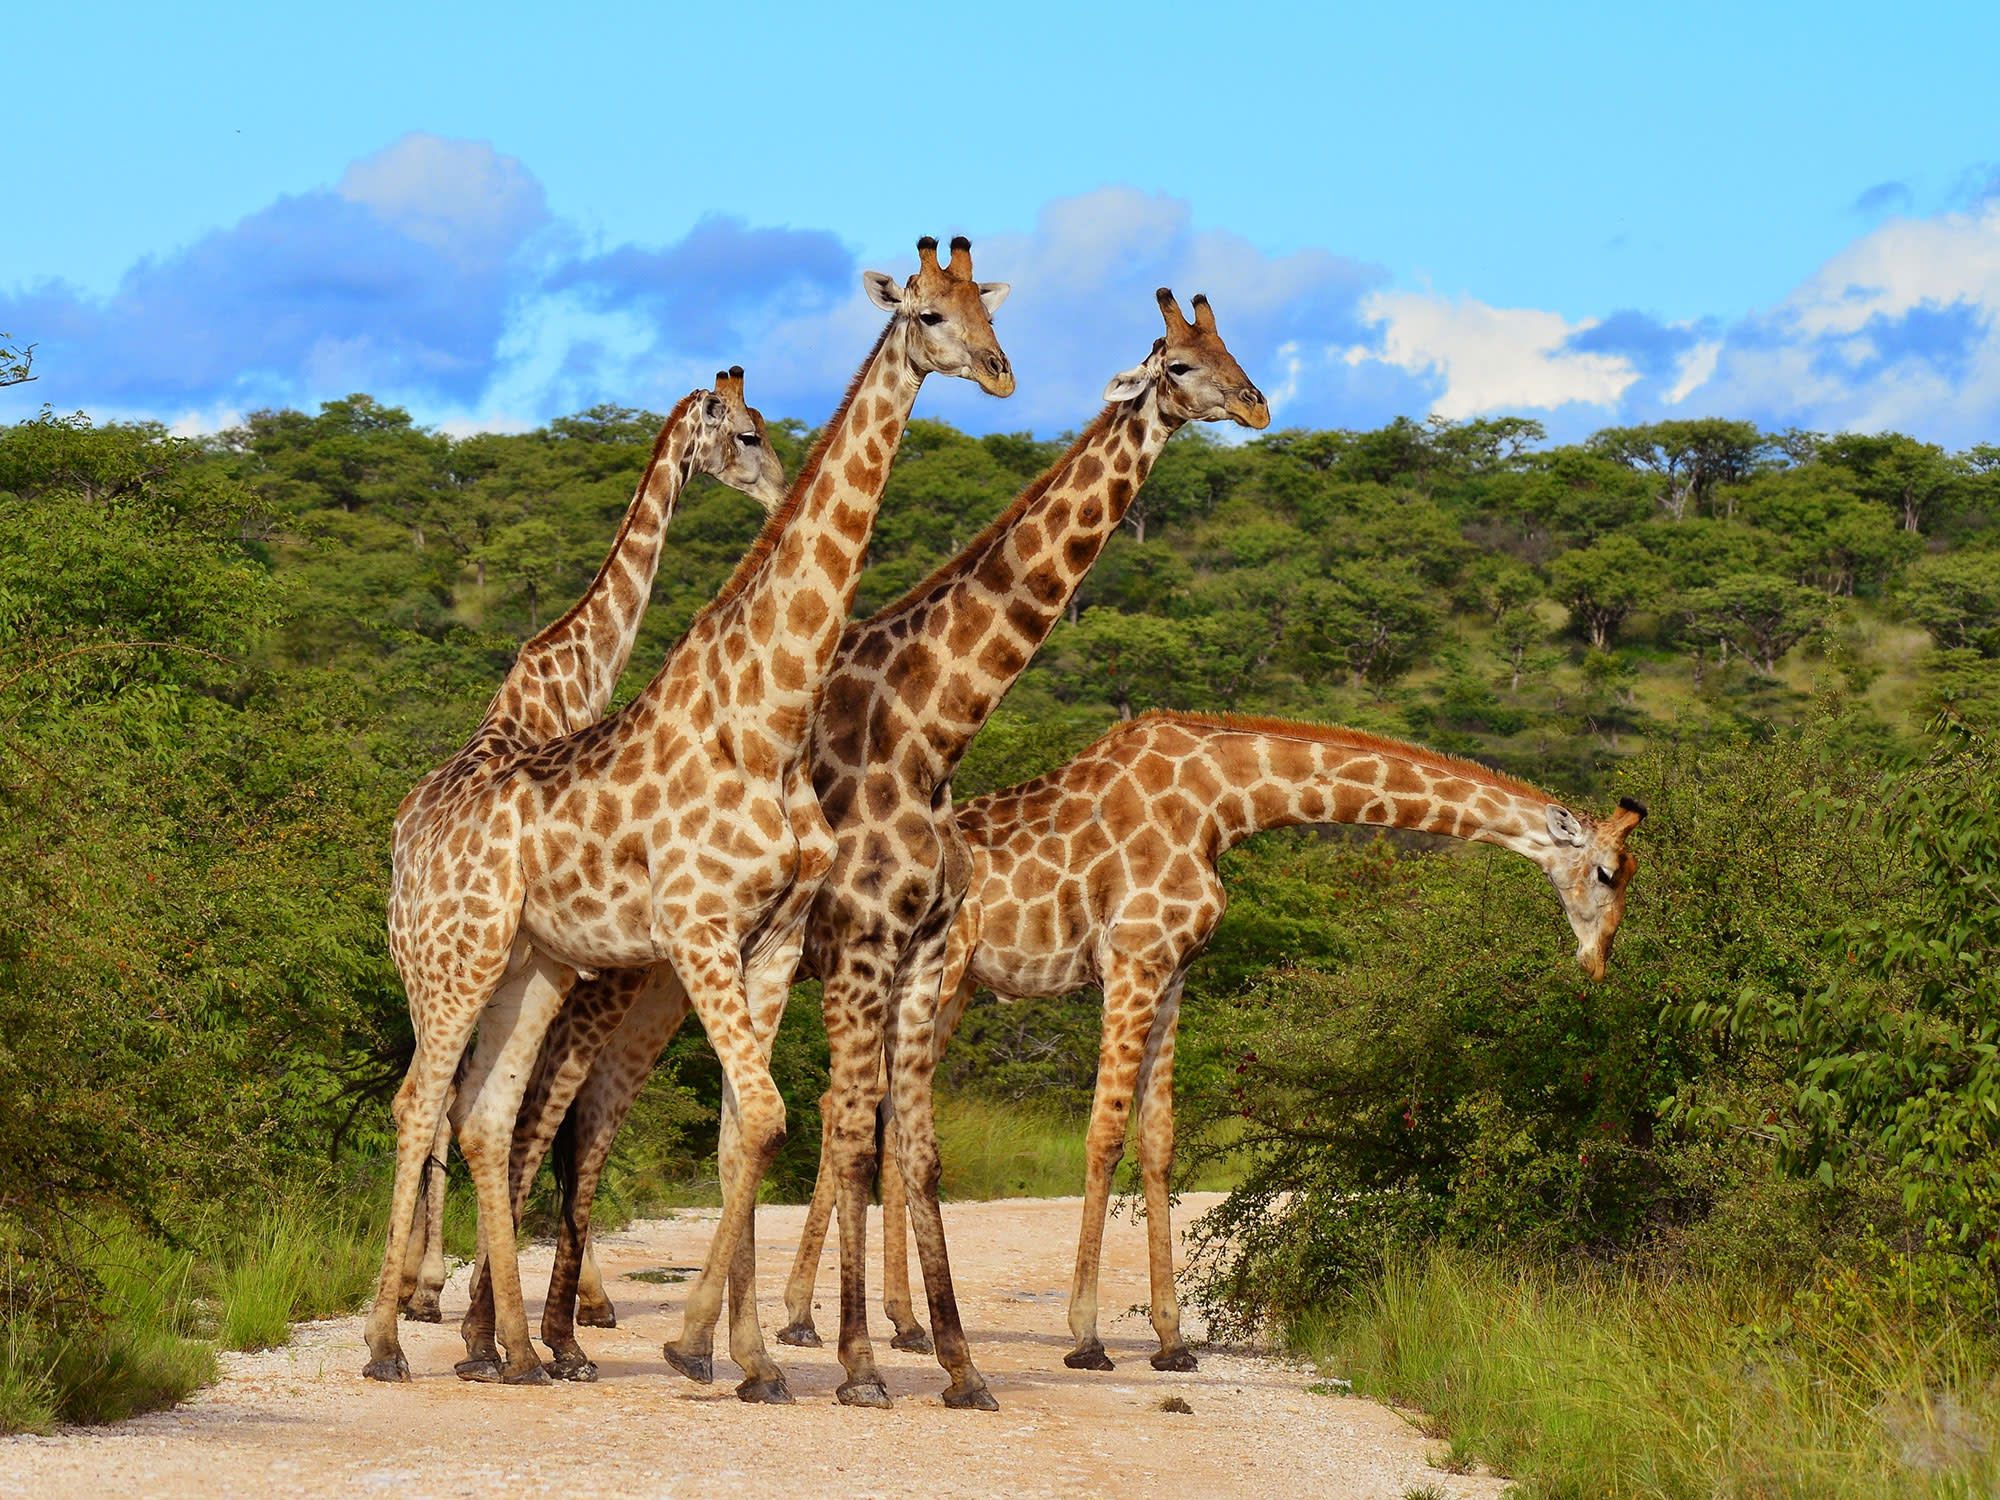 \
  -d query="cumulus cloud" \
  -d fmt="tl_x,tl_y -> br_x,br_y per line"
1696,200 -> 2000,442
1343,293 -> 1642,421
9,133 -> 2000,445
